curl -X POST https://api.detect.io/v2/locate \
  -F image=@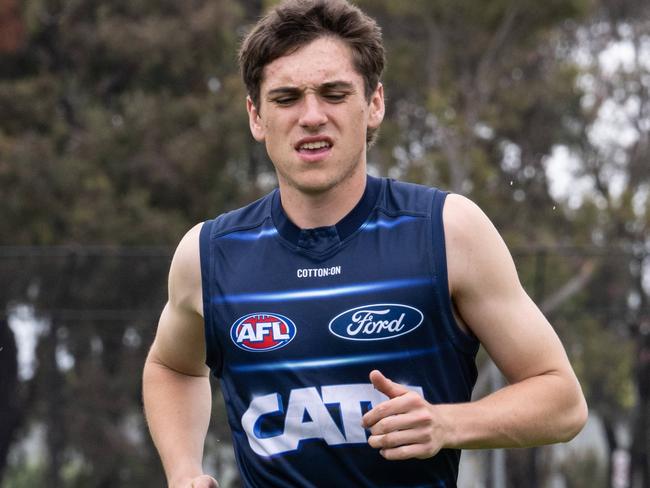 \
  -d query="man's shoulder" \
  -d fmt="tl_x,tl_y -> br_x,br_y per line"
441,194 -> 488,234
204,190 -> 276,239
442,193 -> 508,276
380,177 -> 447,215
